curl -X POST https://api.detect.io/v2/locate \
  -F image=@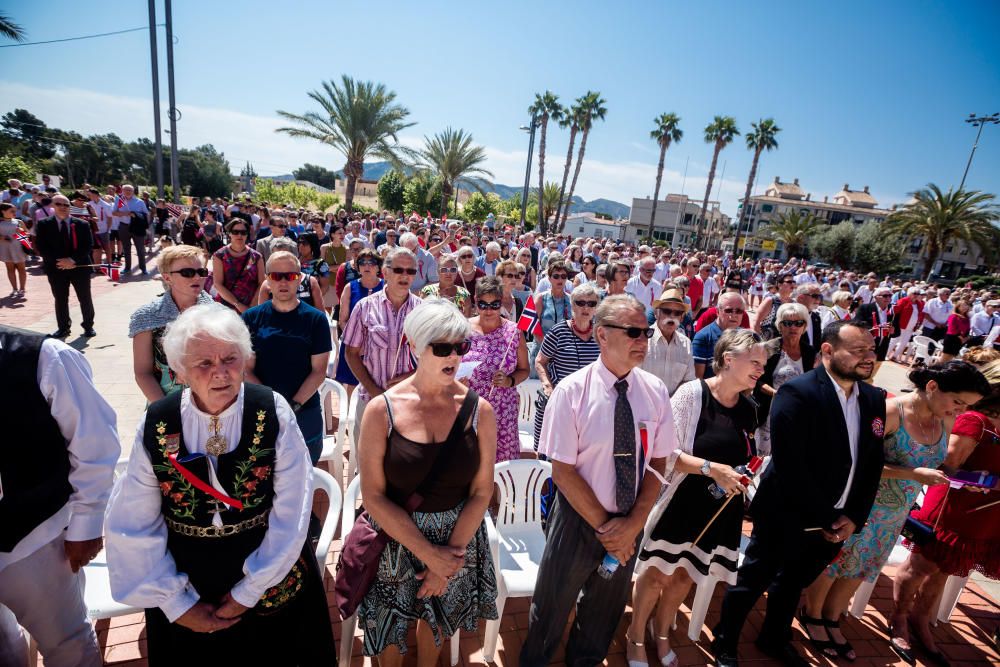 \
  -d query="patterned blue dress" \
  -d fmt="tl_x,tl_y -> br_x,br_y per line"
825,402 -> 947,582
